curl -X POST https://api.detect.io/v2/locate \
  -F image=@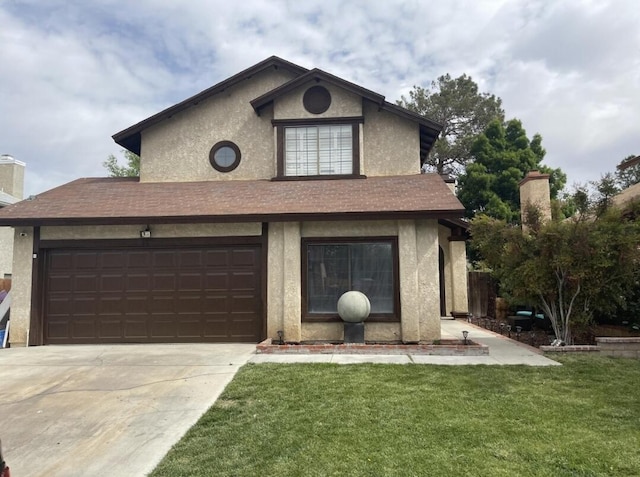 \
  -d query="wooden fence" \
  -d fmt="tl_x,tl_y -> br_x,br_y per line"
467,271 -> 496,318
